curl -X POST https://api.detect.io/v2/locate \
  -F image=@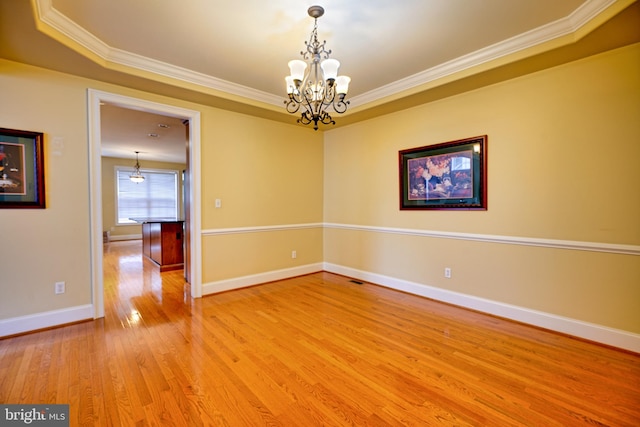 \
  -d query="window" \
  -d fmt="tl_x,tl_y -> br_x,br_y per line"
116,167 -> 179,224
